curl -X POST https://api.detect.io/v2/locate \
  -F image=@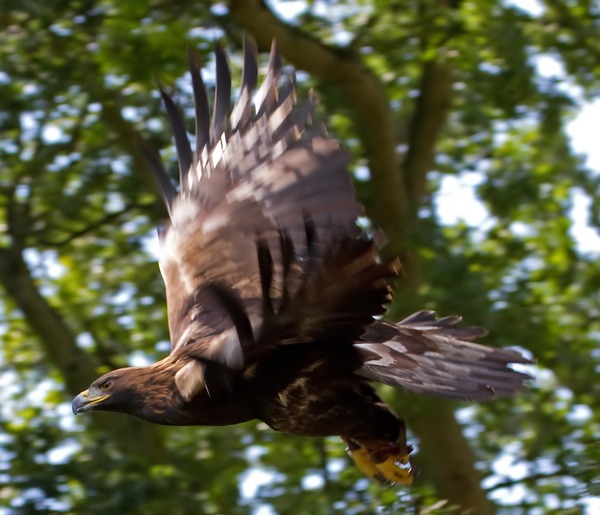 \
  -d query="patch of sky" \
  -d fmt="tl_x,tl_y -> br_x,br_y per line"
240,466 -> 283,499
104,73 -> 128,88
49,23 -> 72,37
121,106 -> 140,122
435,165 -> 600,256
253,506 -> 276,515
122,215 -> 151,236
302,472 -> 325,490
47,439 -> 79,465
142,231 -> 161,259
109,284 -> 136,306
0,139 -> 18,154
0,370 -> 21,420
42,125 -> 66,144
25,378 -> 56,407
146,117 -> 163,132
106,191 -> 125,212
504,0 -> 544,17
327,457 -> 345,475
14,183 -> 30,200
188,26 -> 224,41
116,314 -> 134,328
567,99 -> 600,172
22,83 -> 40,96
269,0 -> 305,21
570,189 -> 598,250
47,152 -> 81,172
434,172 -> 489,230
354,165 -> 370,181
56,403 -> 82,432
434,23 -> 600,254
155,340 -> 171,353
129,350 -> 155,367
567,404 -> 593,424
455,406 -> 485,440
110,157 -> 130,175
76,332 -> 94,349
23,249 -> 65,280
